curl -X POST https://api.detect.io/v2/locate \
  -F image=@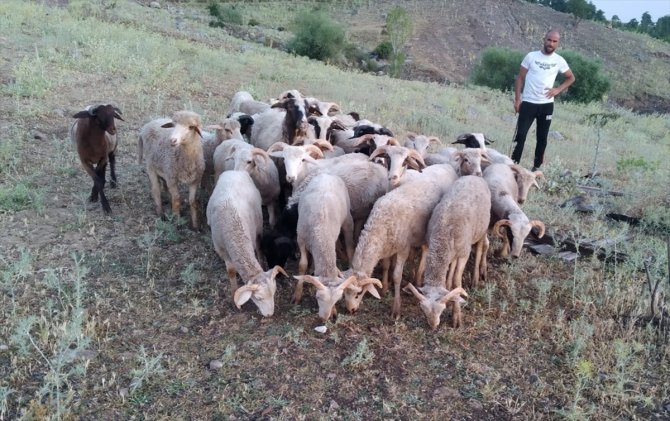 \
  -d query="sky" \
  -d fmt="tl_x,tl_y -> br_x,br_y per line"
589,0 -> 670,22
